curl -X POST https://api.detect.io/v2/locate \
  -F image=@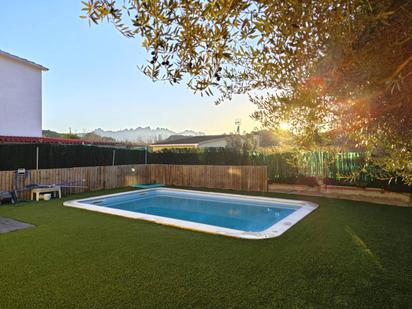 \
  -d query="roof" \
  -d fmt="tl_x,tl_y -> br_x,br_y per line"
0,50 -> 49,71
0,136 -> 121,146
151,135 -> 229,146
